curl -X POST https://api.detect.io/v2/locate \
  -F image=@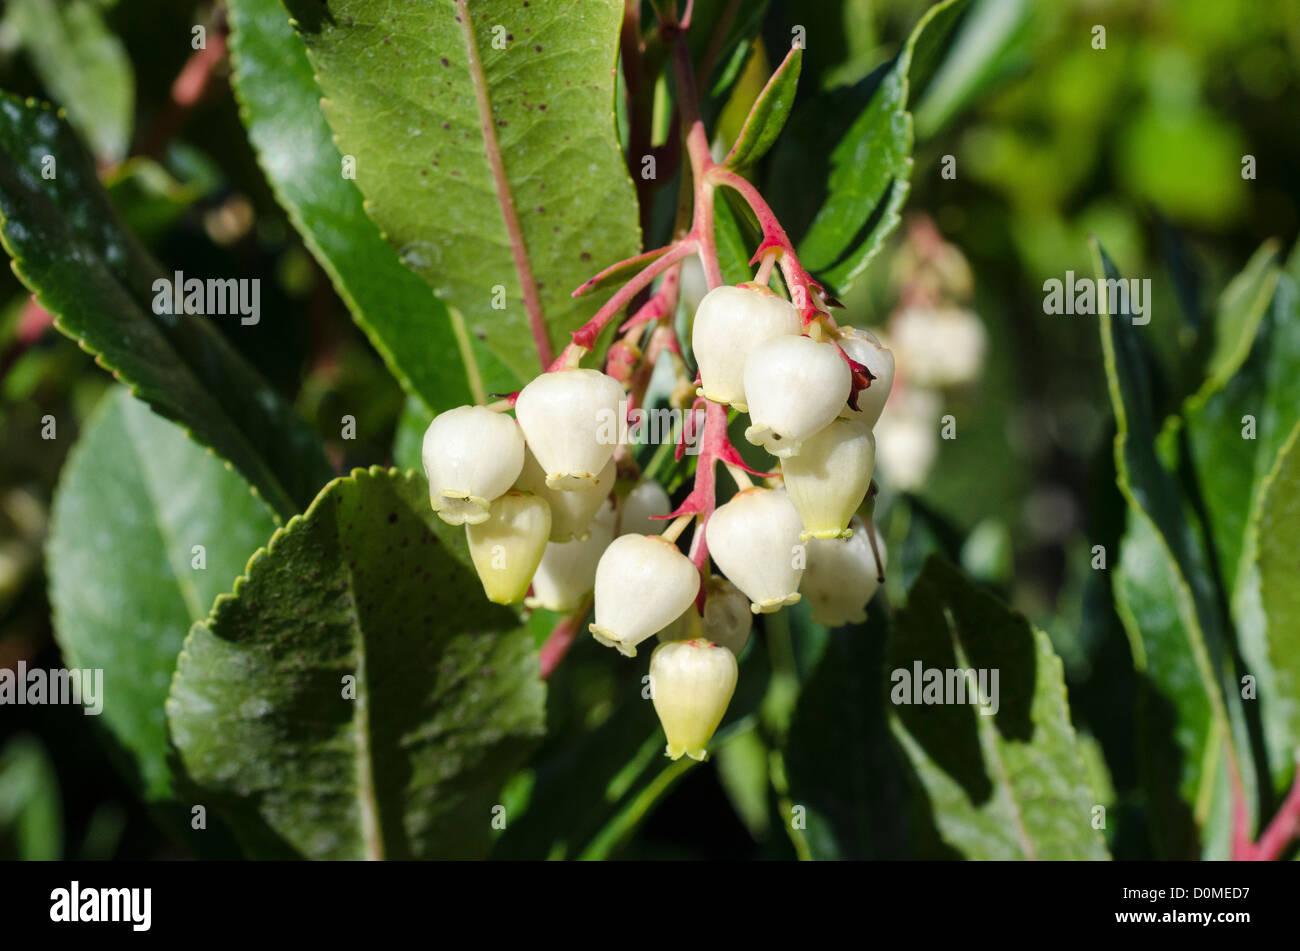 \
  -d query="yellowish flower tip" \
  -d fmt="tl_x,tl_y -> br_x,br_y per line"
432,490 -> 492,526
588,624 -> 638,657
544,470 -> 600,491
749,592 -> 801,614
800,526 -> 854,541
